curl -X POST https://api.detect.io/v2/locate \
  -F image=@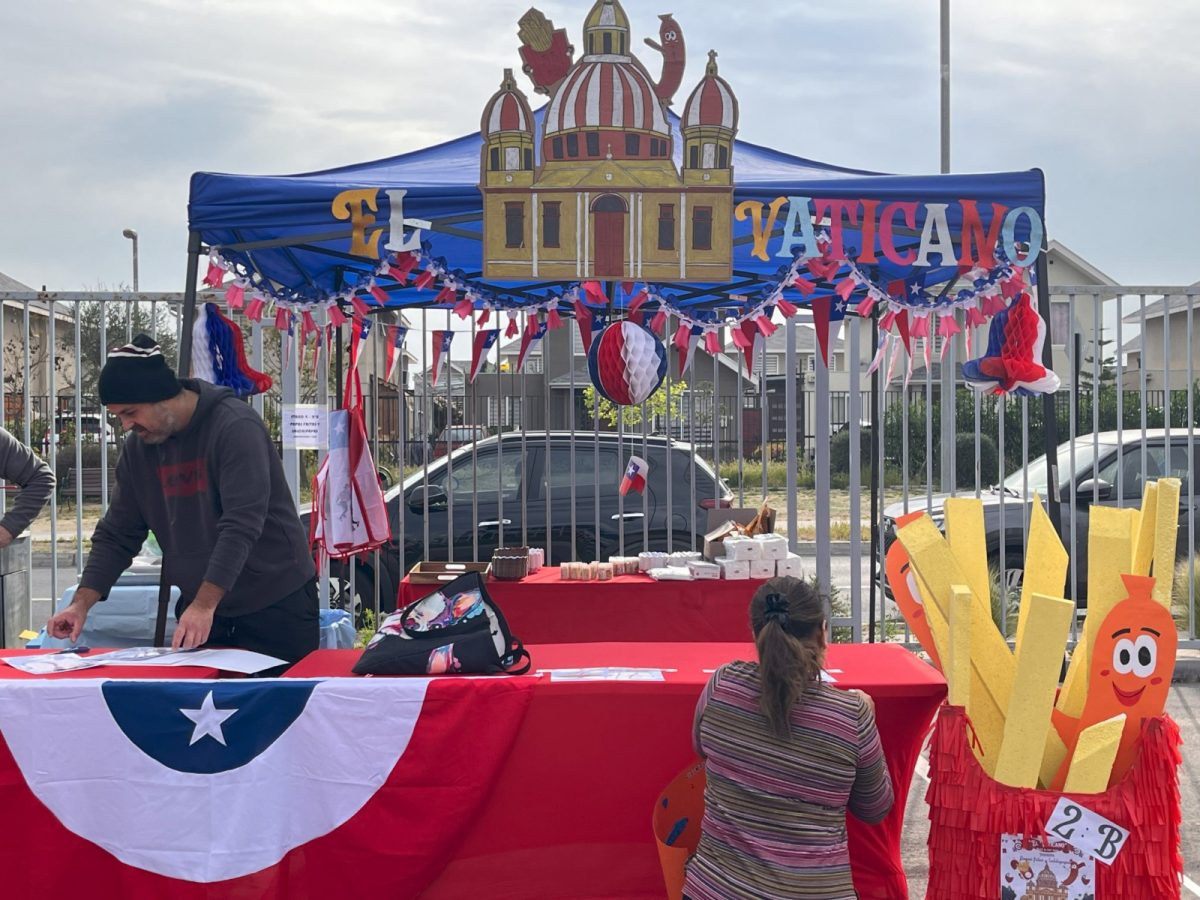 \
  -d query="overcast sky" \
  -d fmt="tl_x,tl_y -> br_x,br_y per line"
1,0 -> 1197,294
